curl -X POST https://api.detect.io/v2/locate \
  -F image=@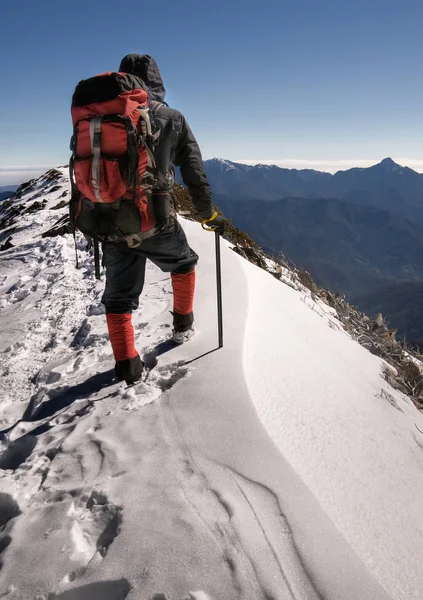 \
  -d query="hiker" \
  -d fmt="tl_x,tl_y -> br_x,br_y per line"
70,54 -> 226,384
